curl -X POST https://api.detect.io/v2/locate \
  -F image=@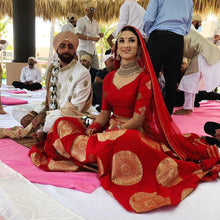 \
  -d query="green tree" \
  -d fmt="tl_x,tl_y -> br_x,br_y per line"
0,18 -> 11,38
